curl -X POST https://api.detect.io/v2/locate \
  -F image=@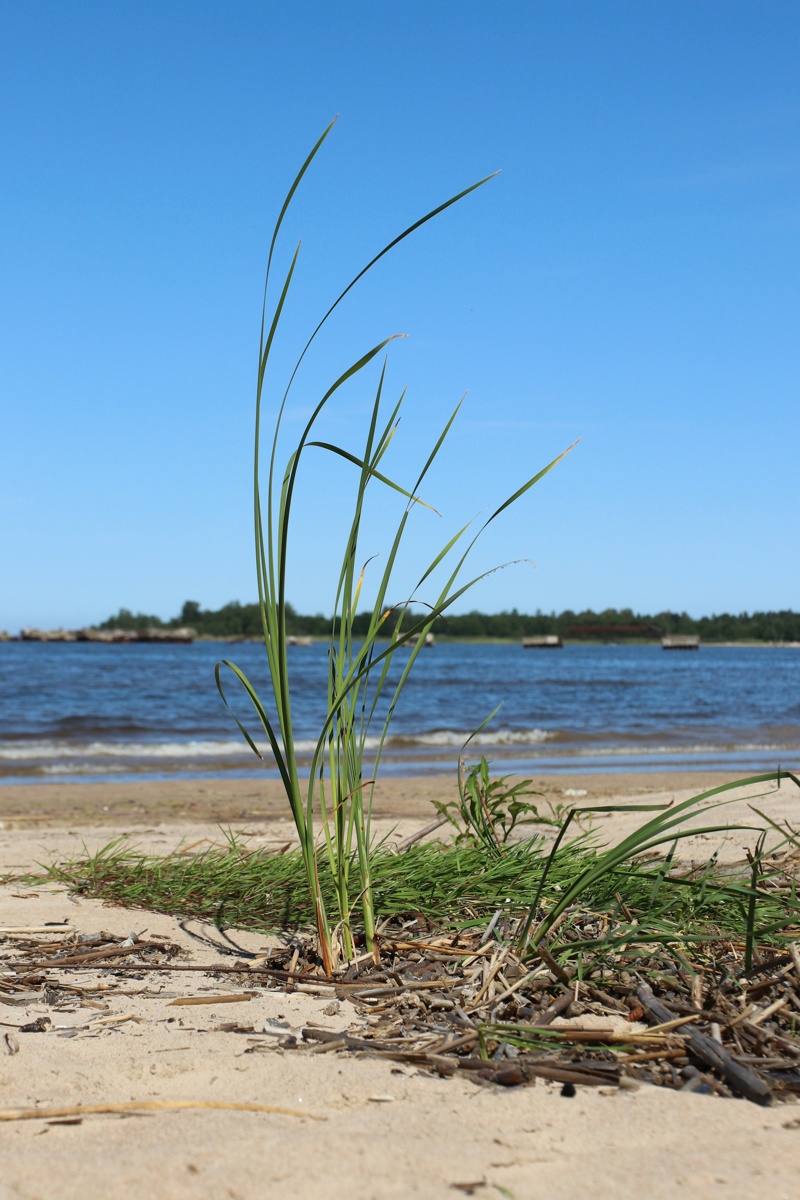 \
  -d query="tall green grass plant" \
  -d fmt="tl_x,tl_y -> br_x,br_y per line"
215,120 -> 572,971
